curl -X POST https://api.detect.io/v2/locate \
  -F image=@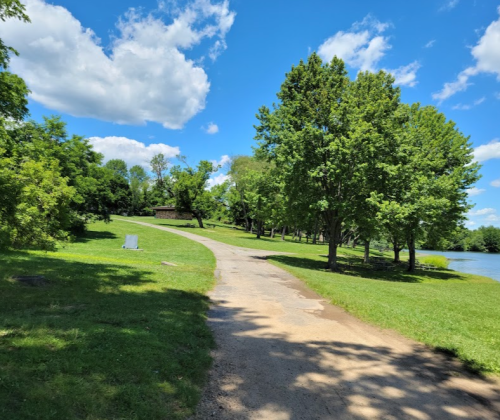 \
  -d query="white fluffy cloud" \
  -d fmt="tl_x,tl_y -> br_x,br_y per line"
318,15 -> 420,86
467,187 -> 486,196
88,136 -> 180,168
0,0 -> 235,128
210,154 -> 231,168
491,179 -> 500,187
385,61 -> 421,87
207,173 -> 229,188
468,208 -> 497,217
318,16 -> 391,72
433,7 -> 500,102
474,139 -> 500,163
203,122 -> 219,134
